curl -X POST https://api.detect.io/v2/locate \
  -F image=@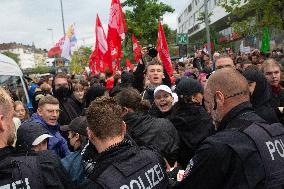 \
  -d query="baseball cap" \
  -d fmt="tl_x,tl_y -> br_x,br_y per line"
154,85 -> 173,97
60,116 -> 88,136
16,122 -> 52,149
